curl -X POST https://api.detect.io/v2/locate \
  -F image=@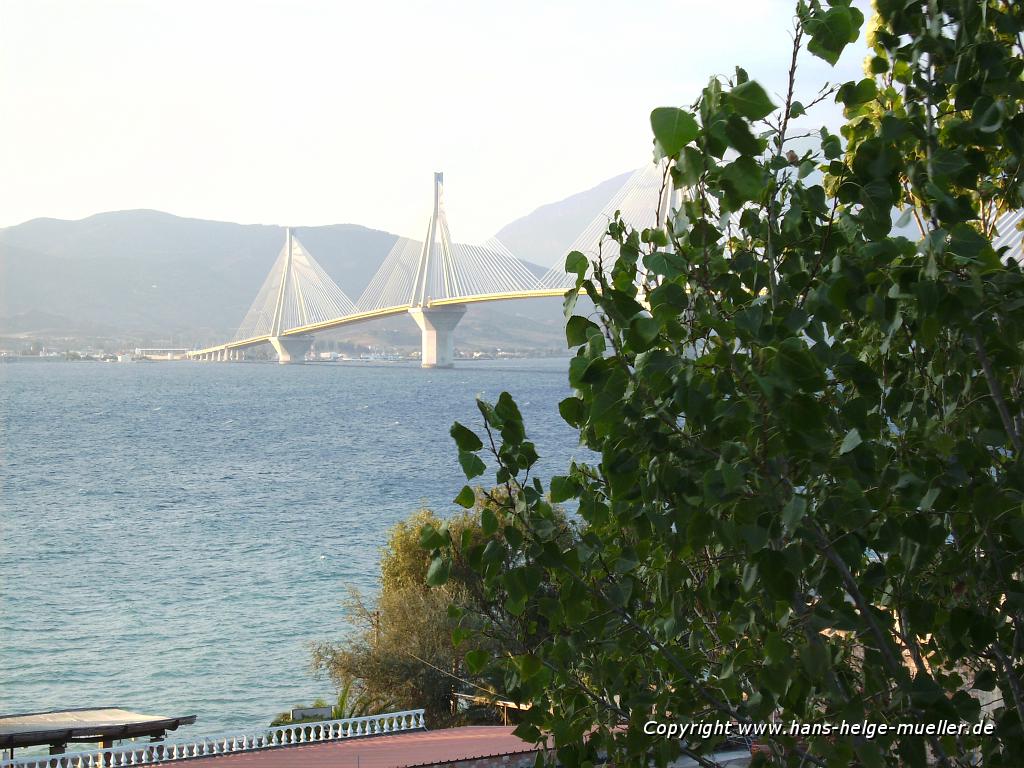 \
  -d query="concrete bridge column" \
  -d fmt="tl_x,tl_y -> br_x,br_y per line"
270,336 -> 313,364
409,305 -> 466,368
